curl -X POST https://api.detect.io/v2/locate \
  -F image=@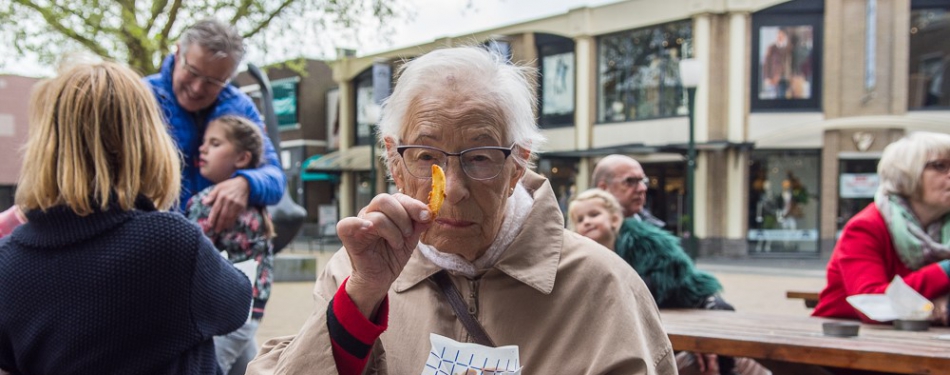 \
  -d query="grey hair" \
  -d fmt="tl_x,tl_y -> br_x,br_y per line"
377,46 -> 545,173
878,131 -> 950,198
179,19 -> 245,70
